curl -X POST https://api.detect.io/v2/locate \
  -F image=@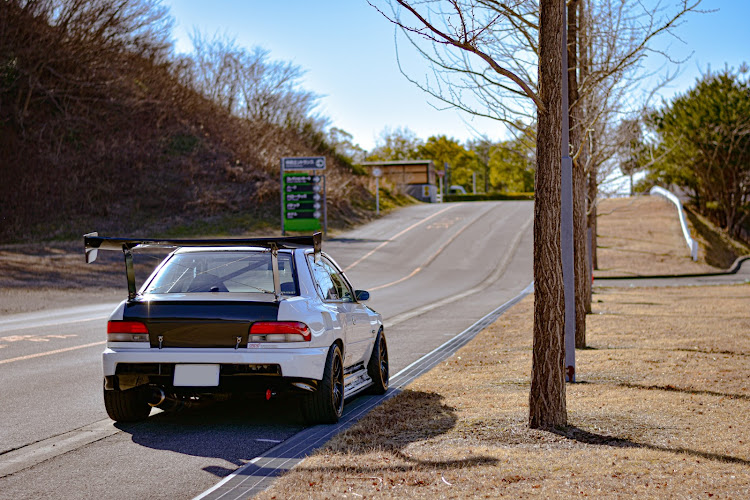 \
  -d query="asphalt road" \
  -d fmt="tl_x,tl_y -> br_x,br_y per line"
0,201 -> 534,499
